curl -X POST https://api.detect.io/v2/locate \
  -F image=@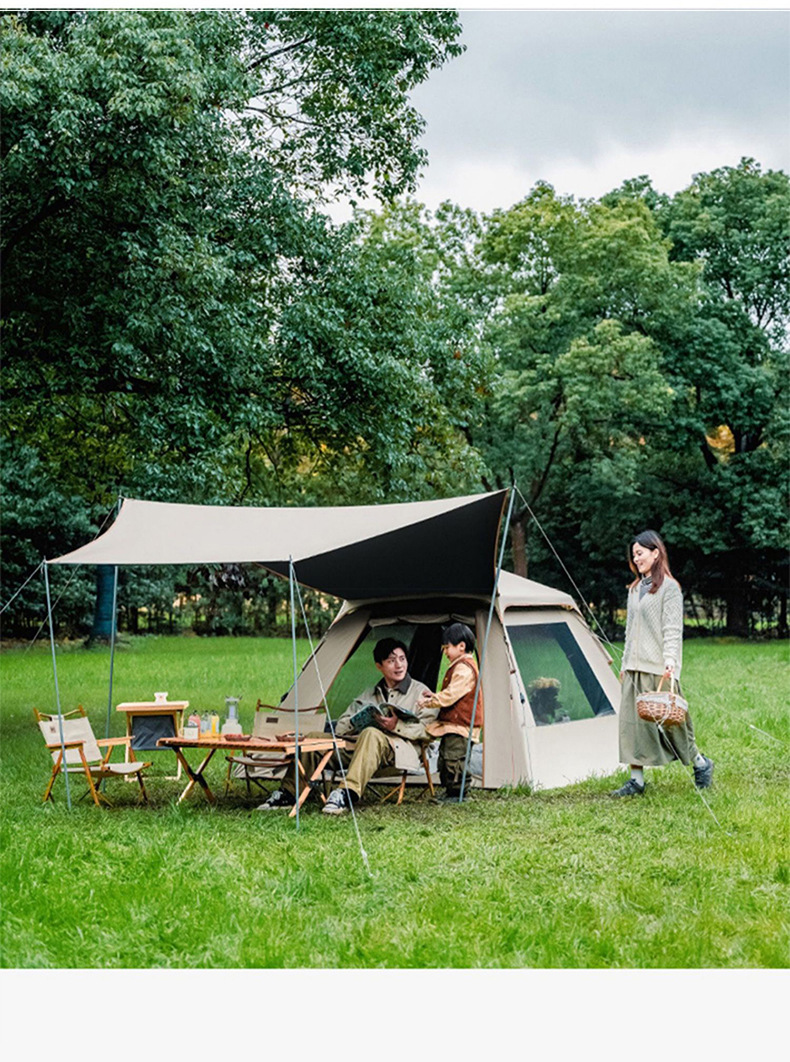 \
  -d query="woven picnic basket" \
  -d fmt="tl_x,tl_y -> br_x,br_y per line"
636,675 -> 688,727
